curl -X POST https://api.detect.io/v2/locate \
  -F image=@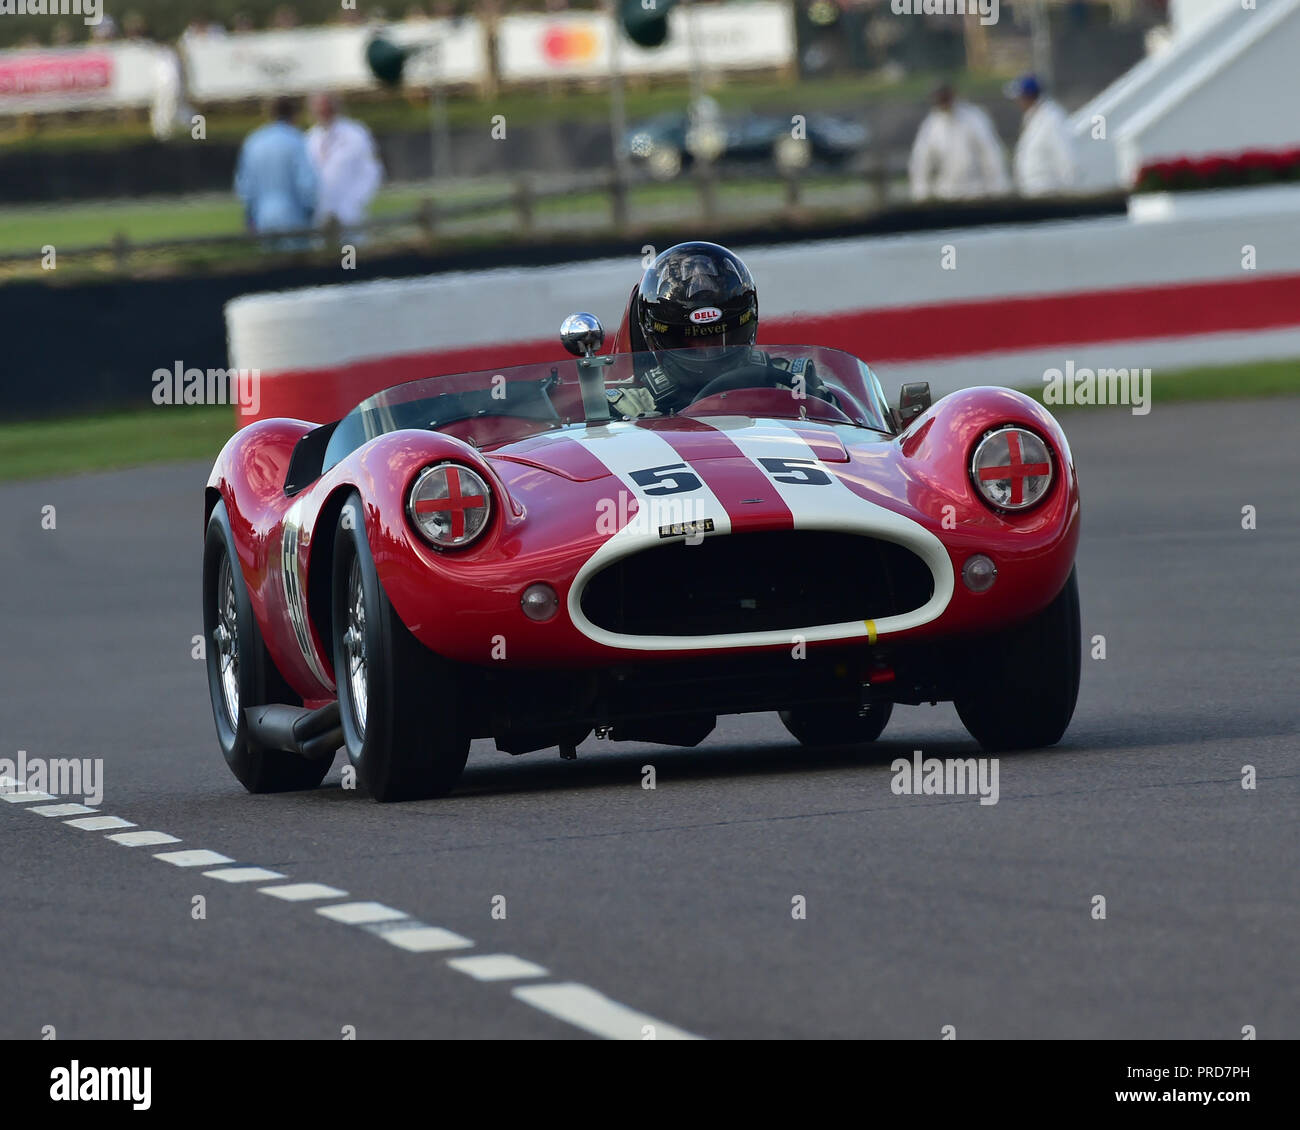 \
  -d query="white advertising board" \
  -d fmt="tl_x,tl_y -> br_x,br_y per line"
182,19 -> 489,101
496,3 -> 794,82
0,42 -> 166,114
